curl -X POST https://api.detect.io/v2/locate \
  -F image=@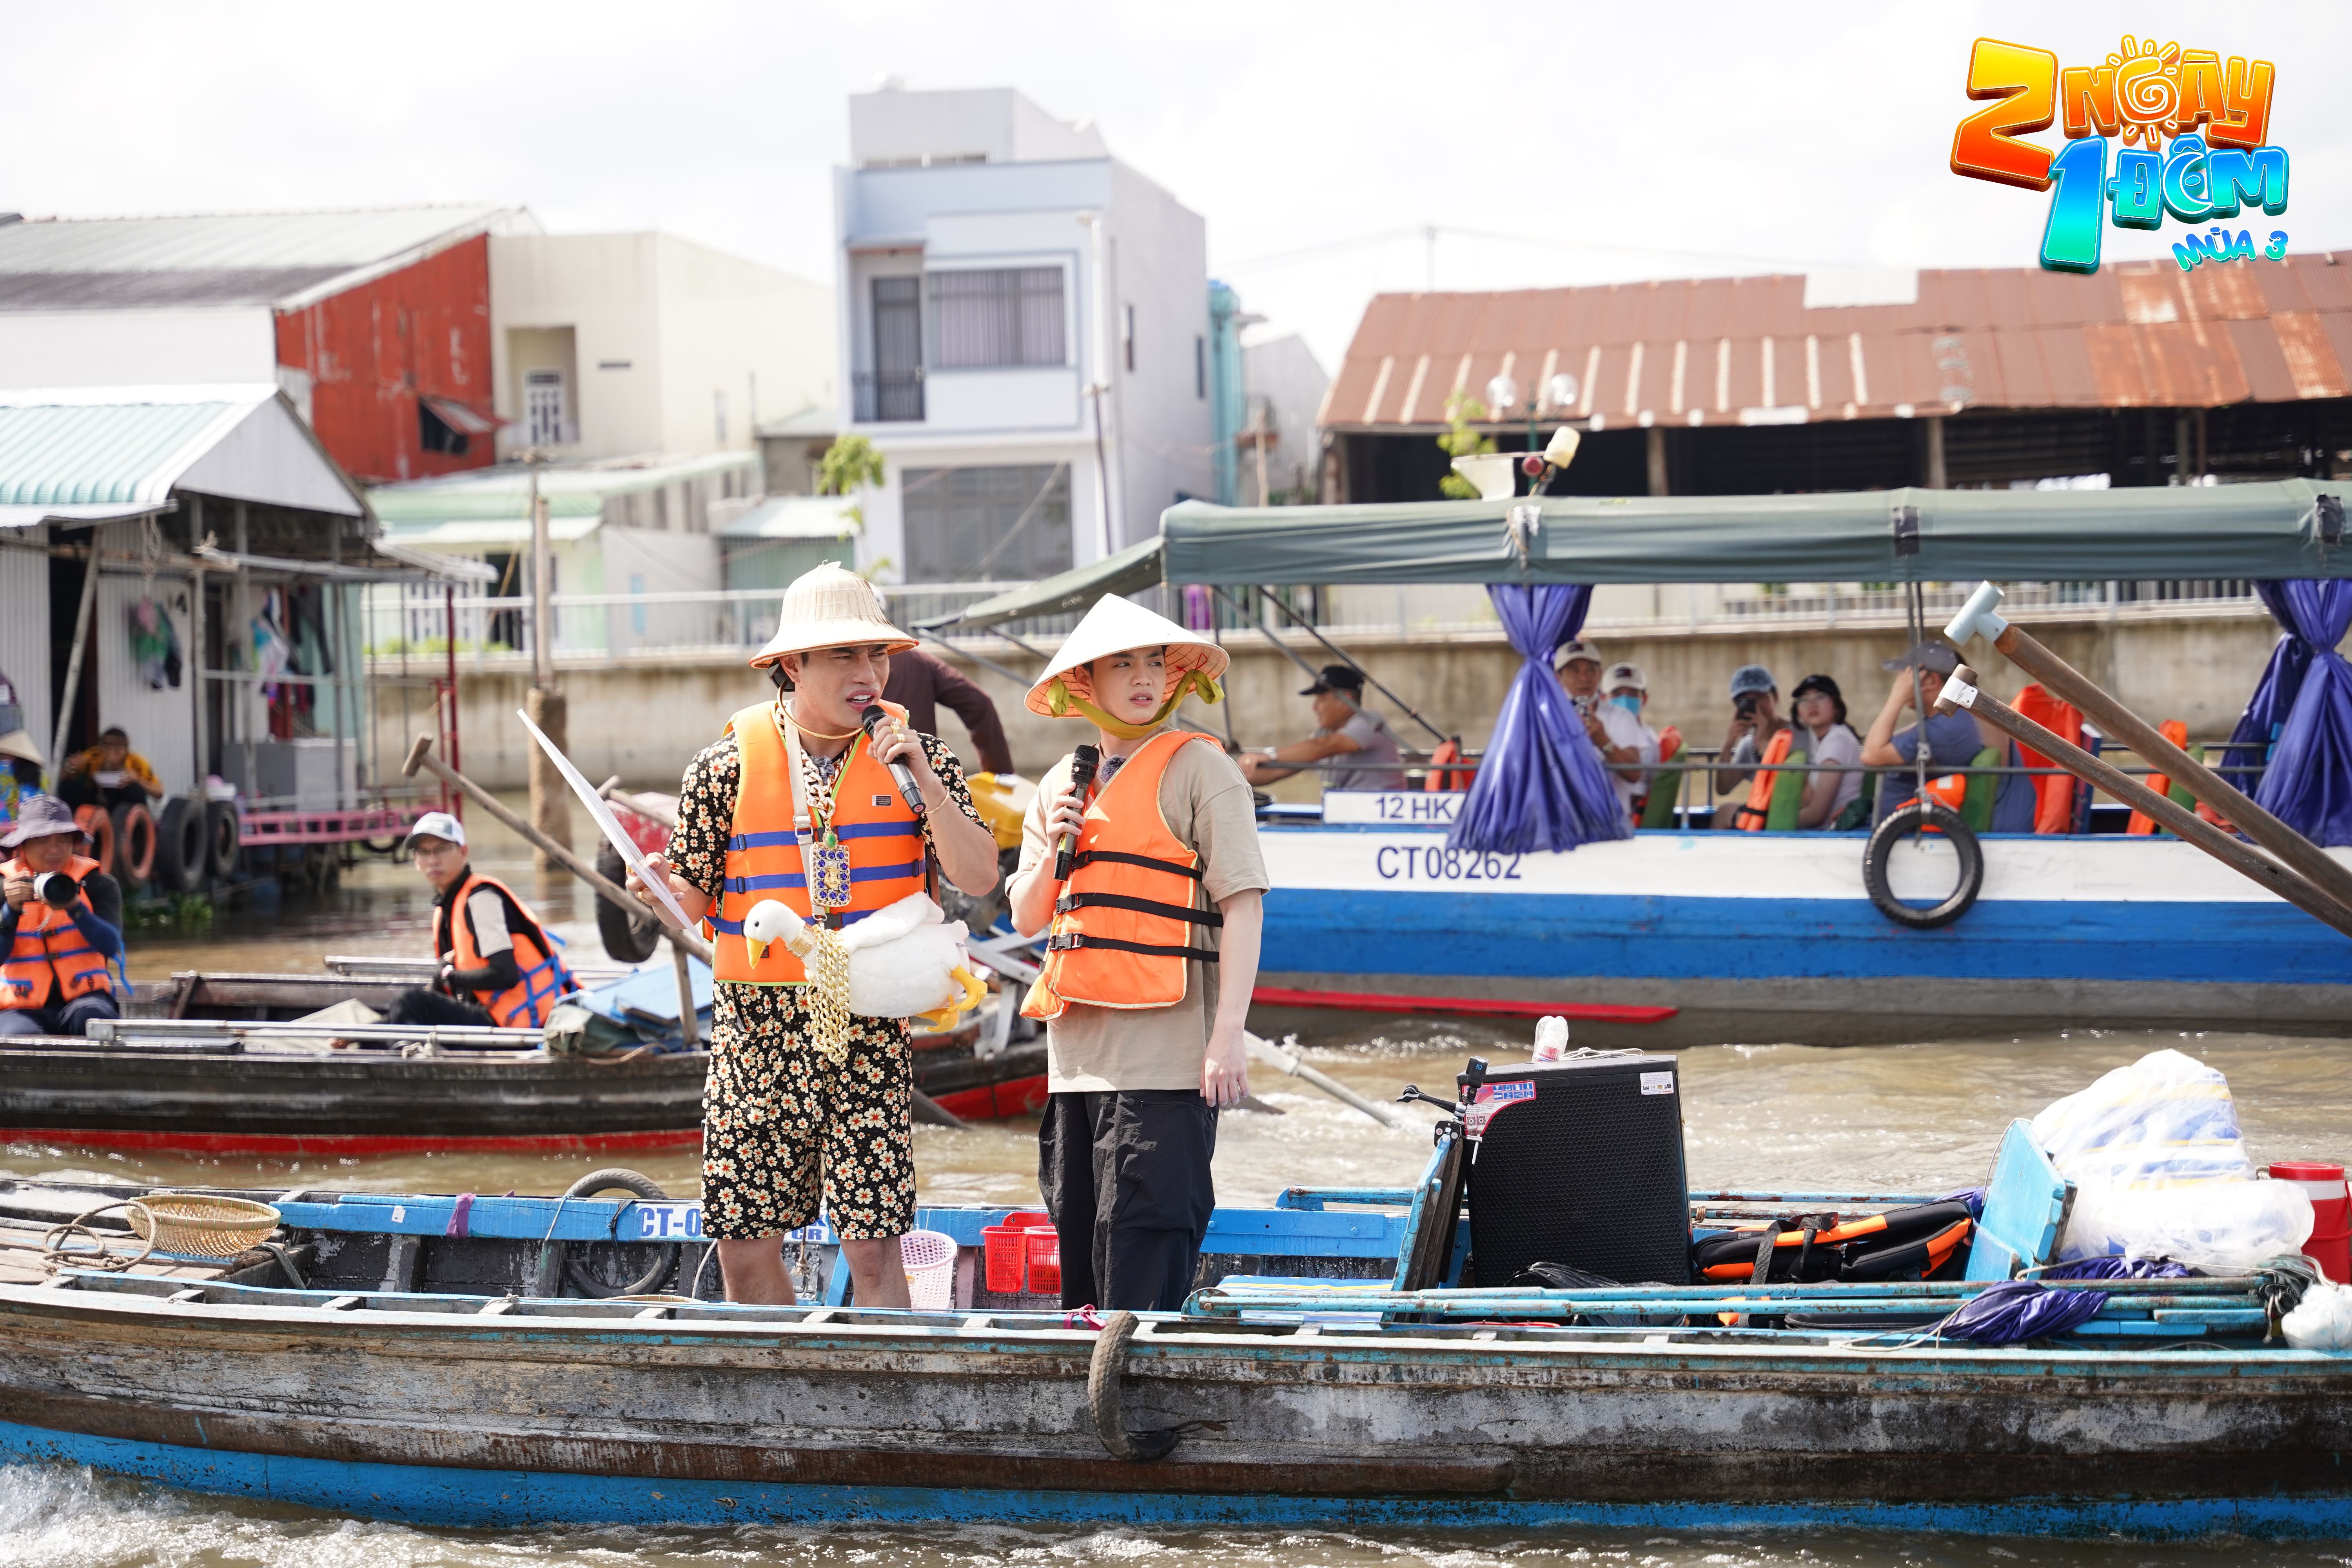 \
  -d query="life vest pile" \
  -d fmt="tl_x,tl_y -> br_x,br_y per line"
1691,1201 -> 1975,1284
